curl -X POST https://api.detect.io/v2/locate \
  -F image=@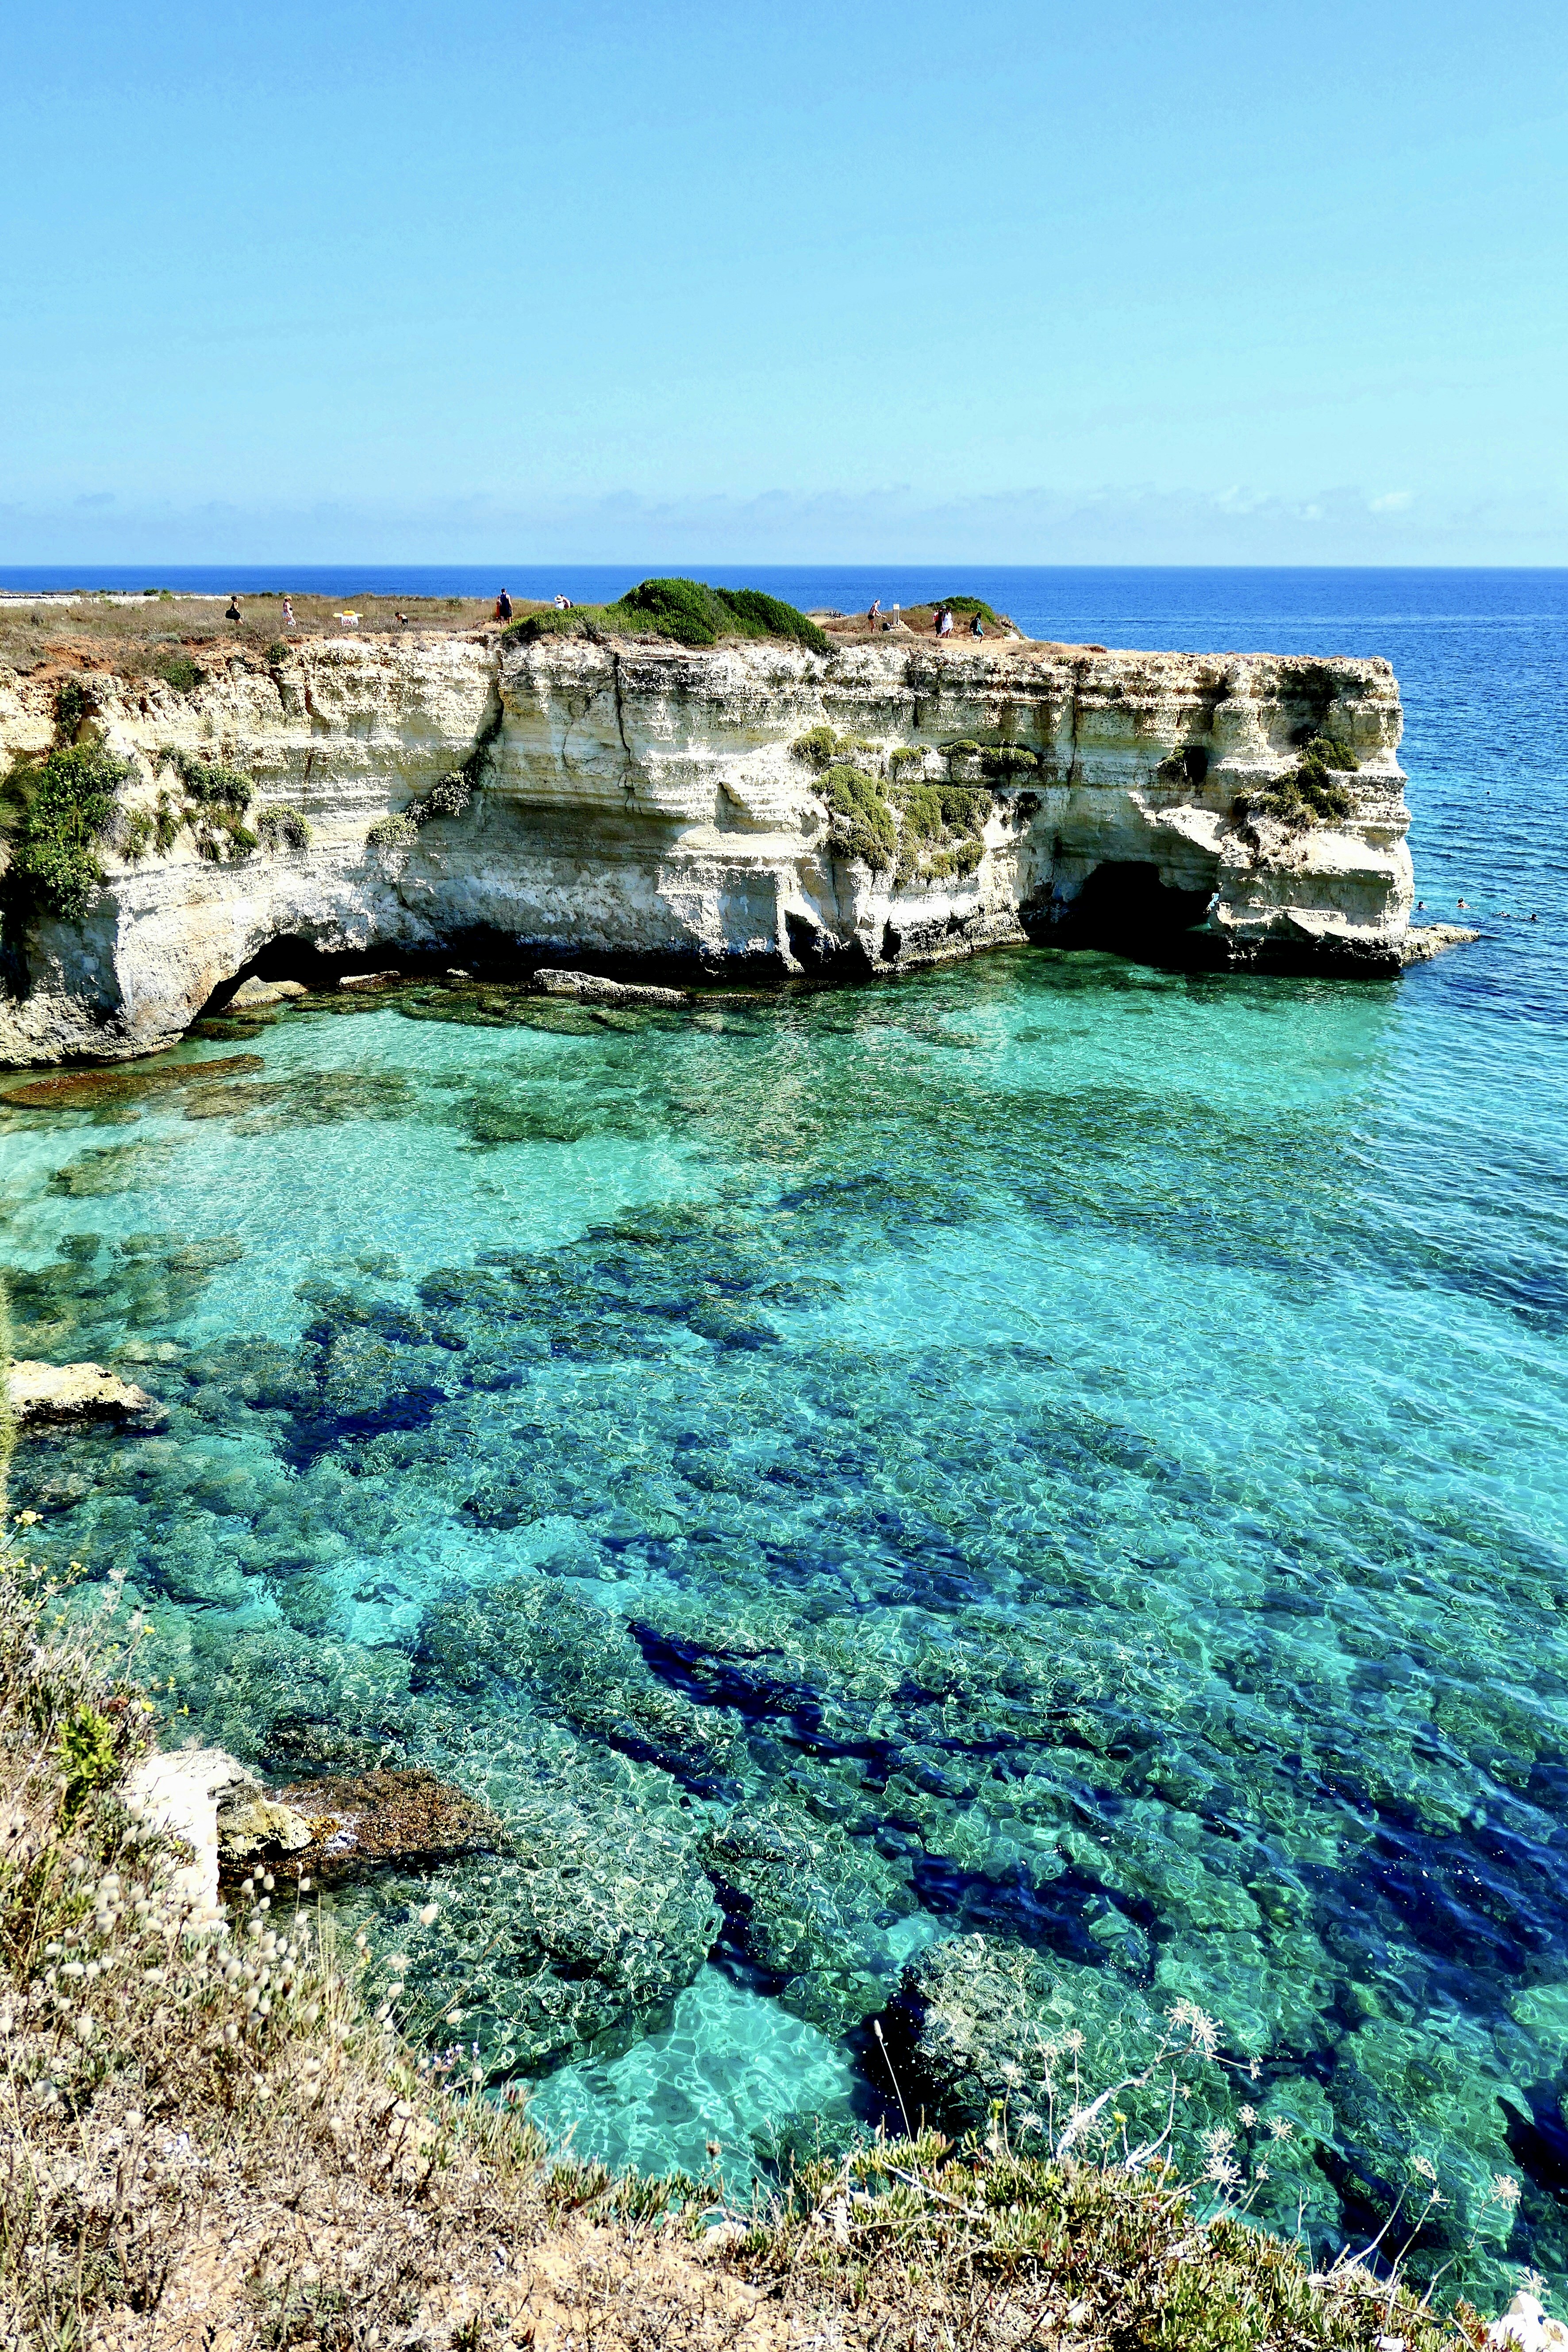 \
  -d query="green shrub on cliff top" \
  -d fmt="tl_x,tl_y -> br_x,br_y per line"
508,577 -> 830,656
0,742 -> 131,922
